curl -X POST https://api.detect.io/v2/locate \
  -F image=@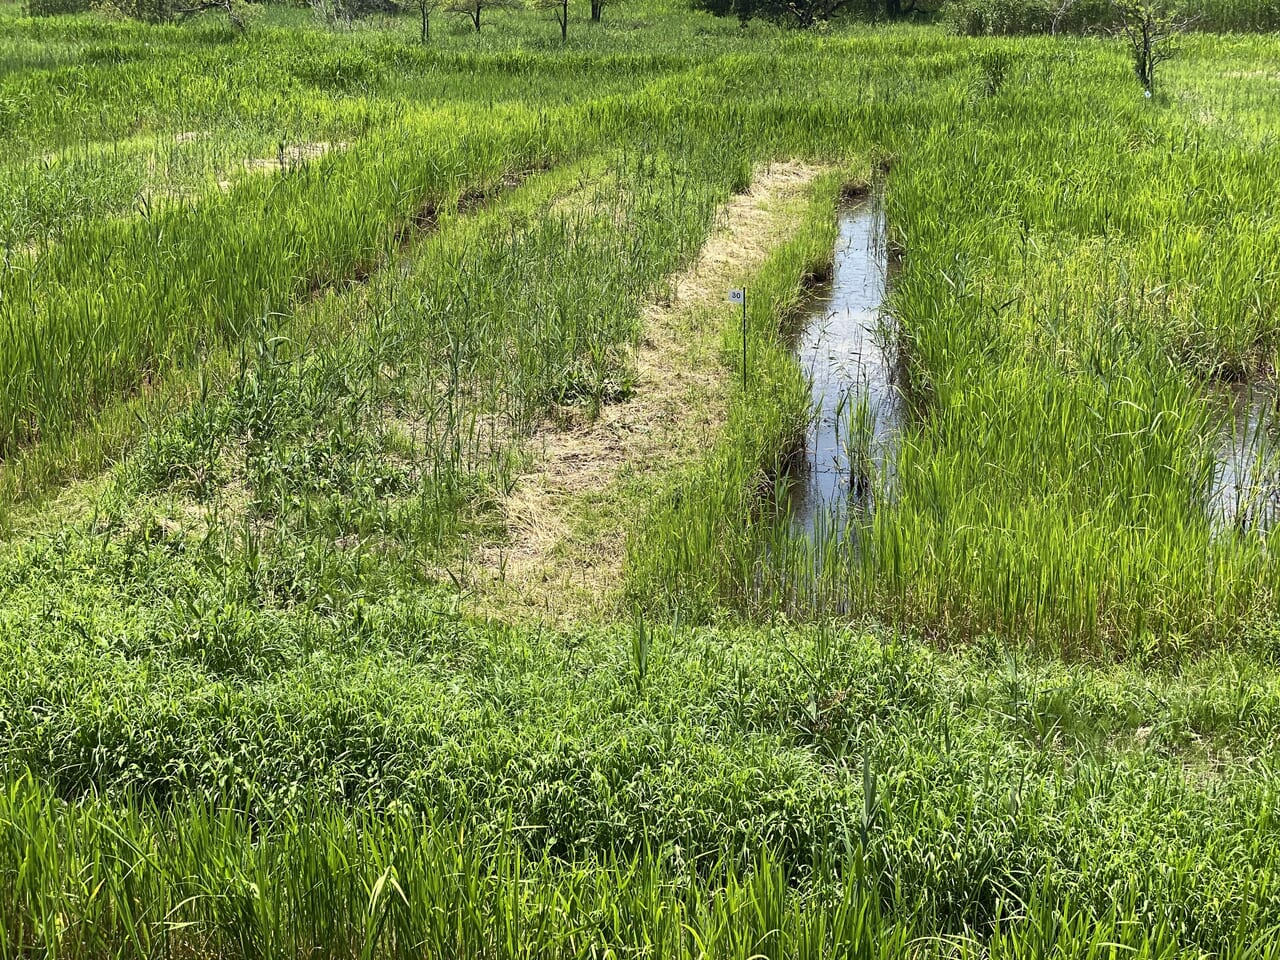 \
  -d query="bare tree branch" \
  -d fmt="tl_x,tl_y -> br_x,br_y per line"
533,0 -> 570,39
1049,0 -> 1076,35
784,0 -> 848,28
445,0 -> 516,31
1110,0 -> 1196,93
